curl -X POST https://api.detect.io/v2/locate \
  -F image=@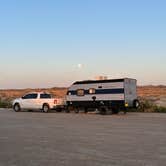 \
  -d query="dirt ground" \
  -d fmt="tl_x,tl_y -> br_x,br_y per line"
0,109 -> 166,166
